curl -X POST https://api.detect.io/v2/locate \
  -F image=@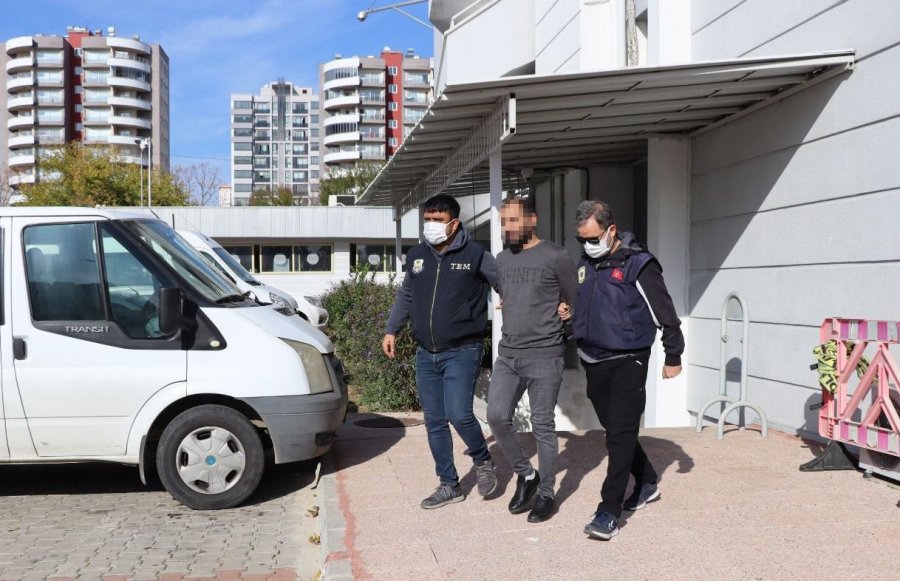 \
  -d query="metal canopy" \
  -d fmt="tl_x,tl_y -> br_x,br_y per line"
359,51 -> 855,215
